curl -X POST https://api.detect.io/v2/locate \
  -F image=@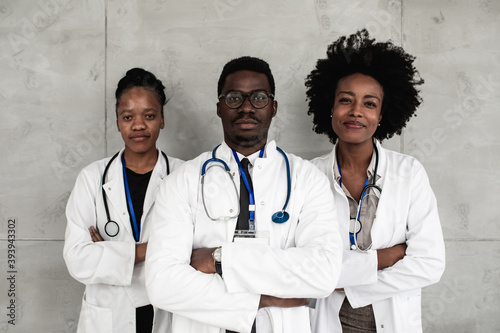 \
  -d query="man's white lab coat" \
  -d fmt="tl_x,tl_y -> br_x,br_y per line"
146,141 -> 343,333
